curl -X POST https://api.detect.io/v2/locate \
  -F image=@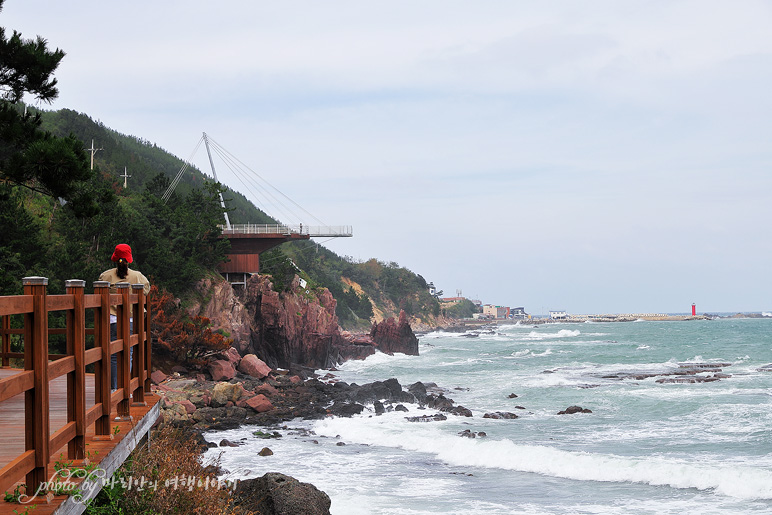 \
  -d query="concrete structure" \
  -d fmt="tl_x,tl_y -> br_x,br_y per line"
549,310 -> 568,320
511,307 -> 527,320
483,304 -> 510,319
